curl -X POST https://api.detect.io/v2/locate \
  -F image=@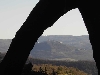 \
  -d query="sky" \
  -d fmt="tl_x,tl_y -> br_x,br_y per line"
0,0 -> 88,39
